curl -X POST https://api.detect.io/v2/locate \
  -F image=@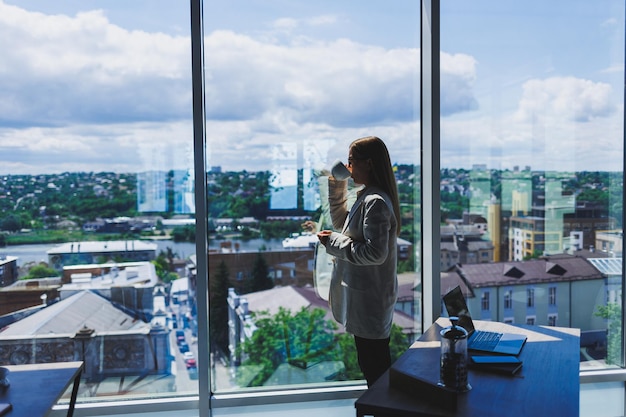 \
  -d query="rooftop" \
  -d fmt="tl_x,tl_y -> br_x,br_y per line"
0,290 -> 150,337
